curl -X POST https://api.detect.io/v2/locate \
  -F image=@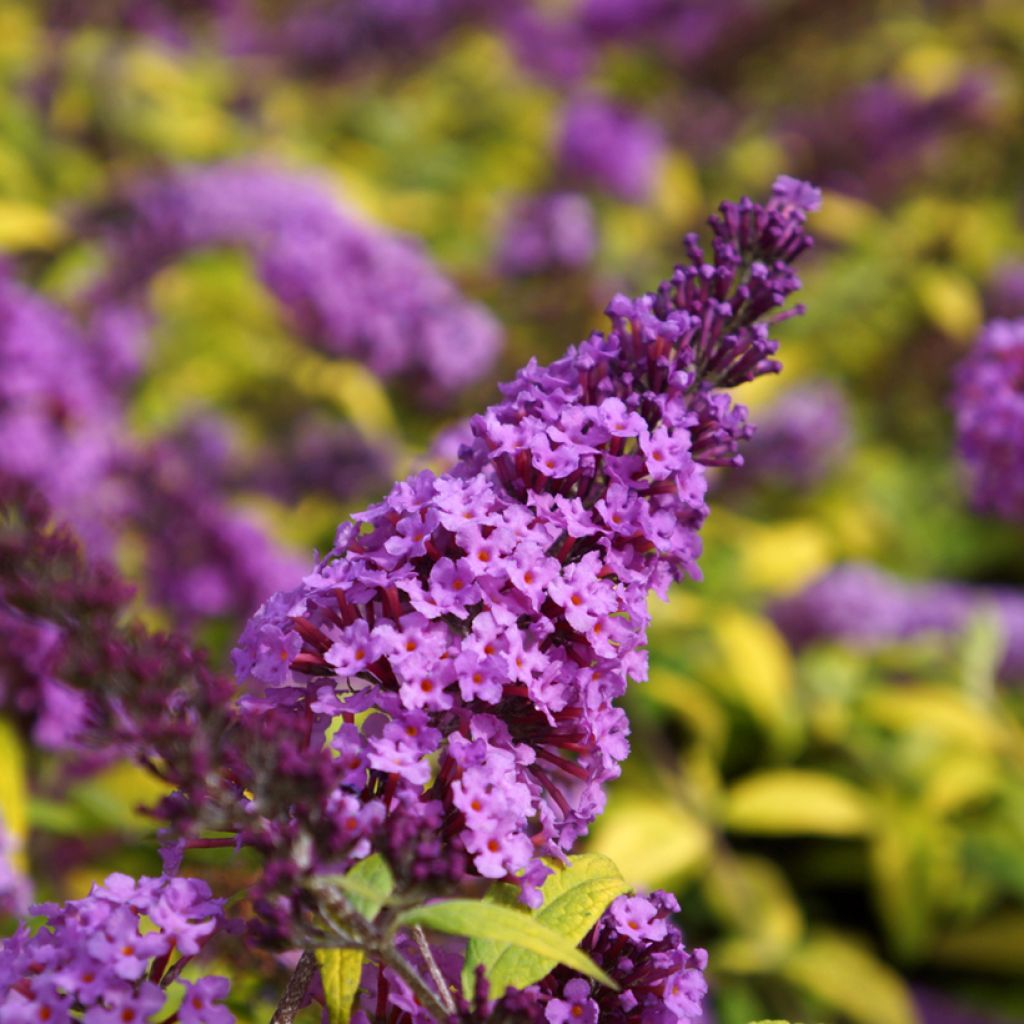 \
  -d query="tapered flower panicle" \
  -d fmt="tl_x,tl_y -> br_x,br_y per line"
233,178 -> 817,914
953,317 -> 1024,521
0,874 -> 232,1024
